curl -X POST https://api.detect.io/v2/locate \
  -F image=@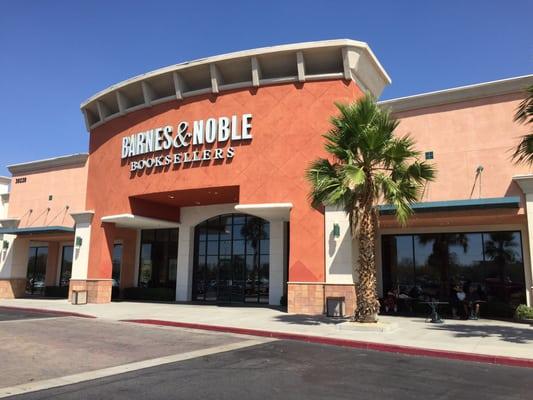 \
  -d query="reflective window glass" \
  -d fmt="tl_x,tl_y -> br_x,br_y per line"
193,213 -> 269,304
